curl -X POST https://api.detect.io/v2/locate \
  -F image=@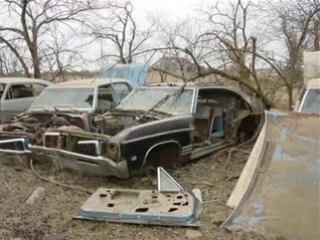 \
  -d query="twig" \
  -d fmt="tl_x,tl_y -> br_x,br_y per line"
203,199 -> 222,204
29,159 -> 93,194
224,148 -> 251,170
3,179 -> 11,190
225,175 -> 240,181
189,181 -> 215,187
